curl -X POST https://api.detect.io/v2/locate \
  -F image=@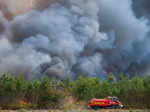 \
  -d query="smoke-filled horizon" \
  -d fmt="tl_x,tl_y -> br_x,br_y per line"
0,0 -> 150,80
